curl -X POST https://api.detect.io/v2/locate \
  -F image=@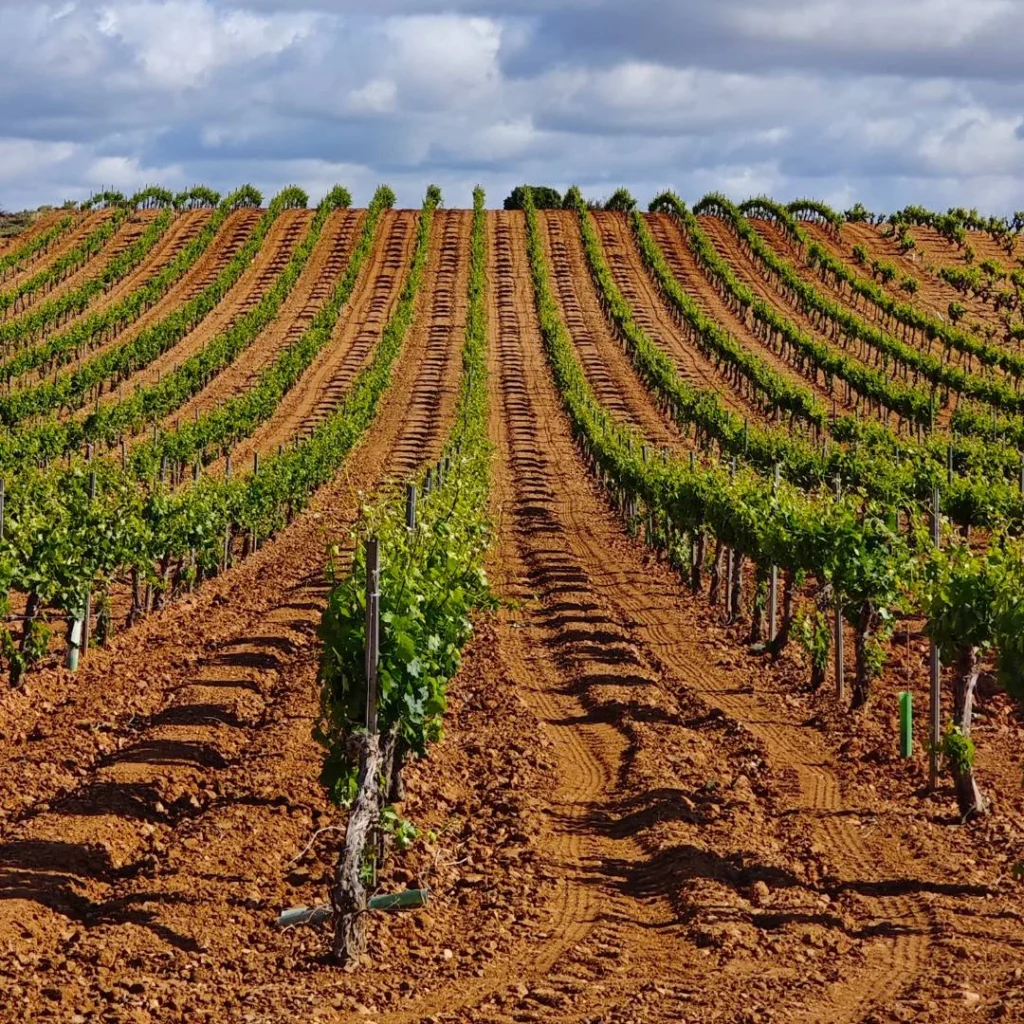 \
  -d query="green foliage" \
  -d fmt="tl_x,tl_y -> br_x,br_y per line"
0,214 -> 76,277
531,189 -> 910,637
504,185 -> 561,210
795,608 -> 831,673
872,259 -> 898,284
941,722 -> 976,774
0,207 -> 175,354
604,188 -> 637,213
0,204 -> 133,318
80,191 -> 128,211
921,544 -> 996,658
844,202 -> 874,223
130,186 -> 176,210
787,198 -> 844,233
0,184 -> 307,451
174,186 -> 222,210
698,193 -> 1024,431
317,186 -> 492,806
379,806 -> 418,851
